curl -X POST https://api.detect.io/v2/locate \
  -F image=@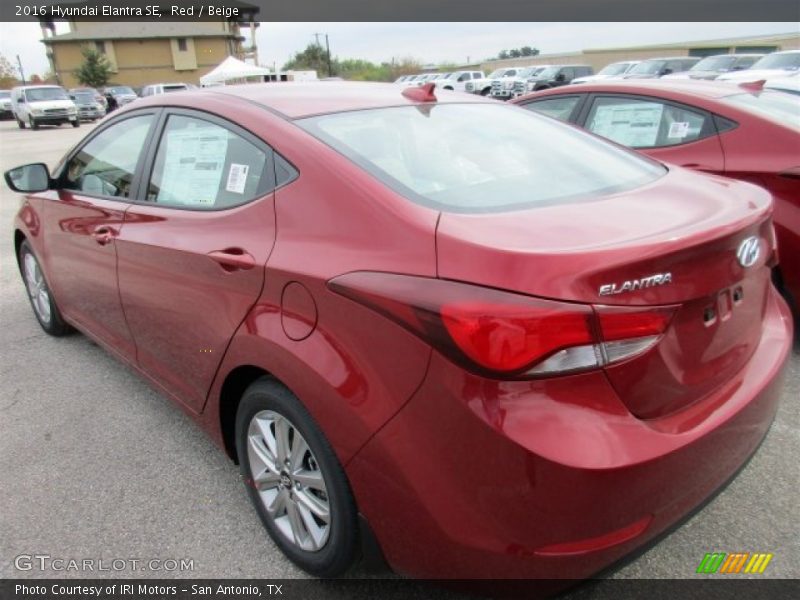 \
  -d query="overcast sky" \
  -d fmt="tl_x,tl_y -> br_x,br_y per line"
0,21 -> 794,77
